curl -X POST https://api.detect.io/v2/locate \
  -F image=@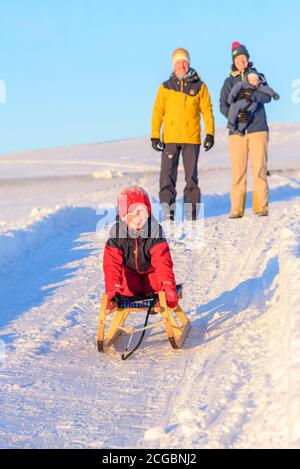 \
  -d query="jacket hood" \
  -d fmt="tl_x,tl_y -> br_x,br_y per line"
170,67 -> 200,83
230,63 -> 255,78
